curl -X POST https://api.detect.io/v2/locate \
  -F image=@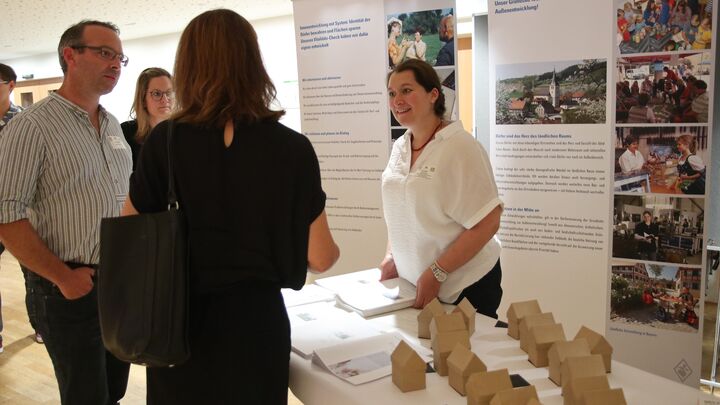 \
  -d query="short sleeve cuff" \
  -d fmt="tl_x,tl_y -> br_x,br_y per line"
462,197 -> 503,230
0,201 -> 30,224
